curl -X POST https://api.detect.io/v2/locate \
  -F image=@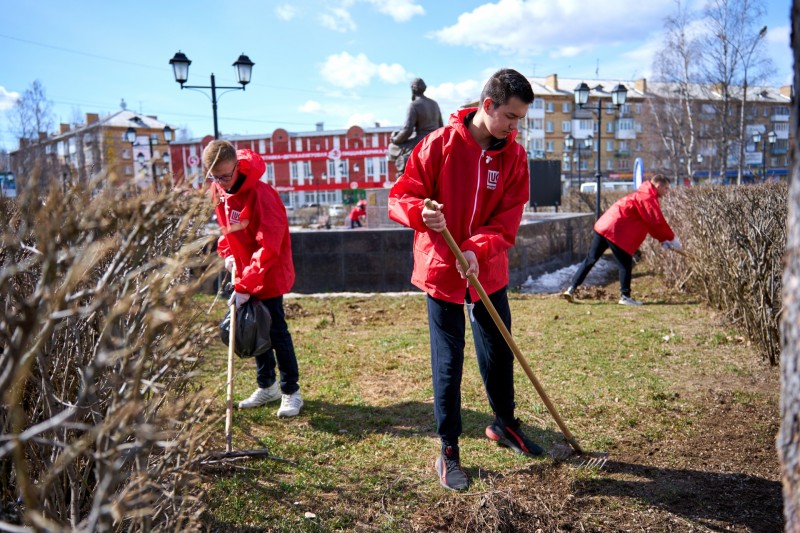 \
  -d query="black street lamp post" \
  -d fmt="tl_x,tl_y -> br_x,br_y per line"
169,51 -> 254,139
753,130 -> 777,181
574,82 -> 628,219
